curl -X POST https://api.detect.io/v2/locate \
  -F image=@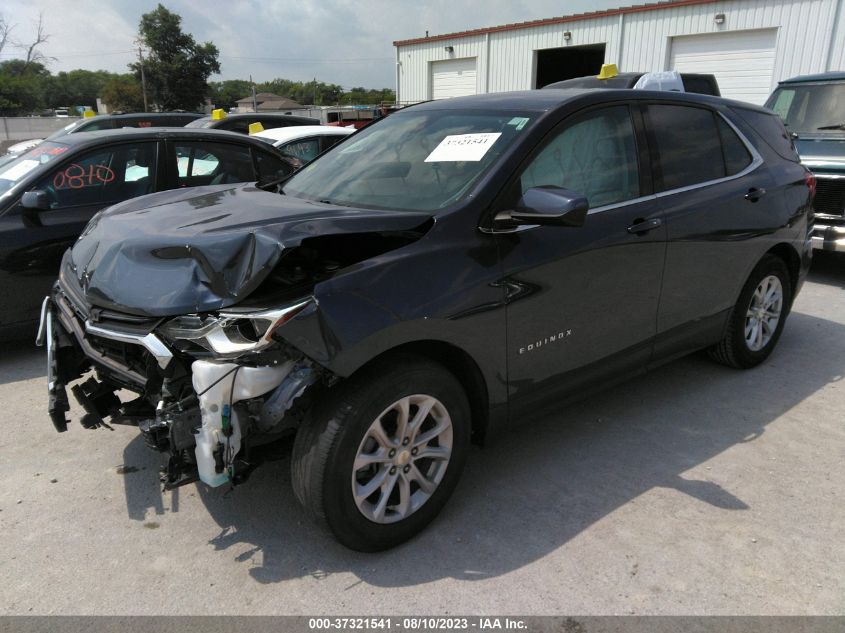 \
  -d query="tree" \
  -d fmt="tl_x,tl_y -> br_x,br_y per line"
18,12 -> 53,70
44,69 -> 113,110
0,60 -> 48,114
131,4 -> 220,110
207,79 -> 253,110
0,14 -> 14,56
101,75 -> 145,112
